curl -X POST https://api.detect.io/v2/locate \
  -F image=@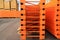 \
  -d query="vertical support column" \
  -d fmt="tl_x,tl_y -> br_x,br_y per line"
39,0 -> 45,40
56,0 -> 60,39
20,0 -> 26,40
